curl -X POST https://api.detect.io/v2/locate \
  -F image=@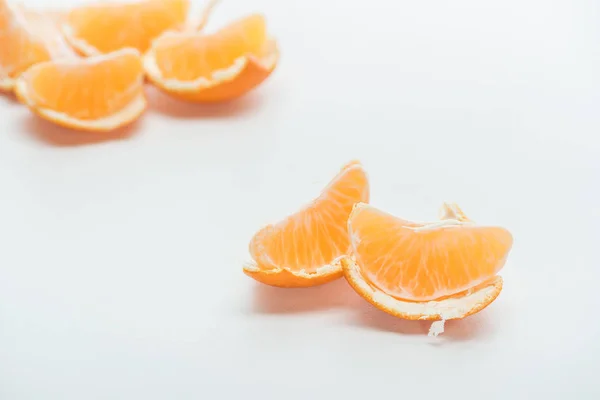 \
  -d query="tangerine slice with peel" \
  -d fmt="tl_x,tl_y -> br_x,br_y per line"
144,13 -> 278,103
343,202 -> 512,336
15,48 -> 147,132
244,161 -> 370,288
0,0 -> 73,92
62,0 -> 191,56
